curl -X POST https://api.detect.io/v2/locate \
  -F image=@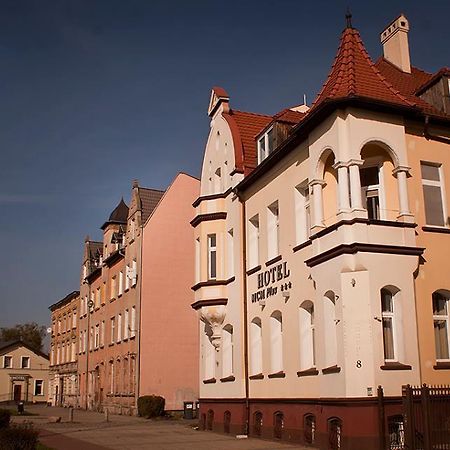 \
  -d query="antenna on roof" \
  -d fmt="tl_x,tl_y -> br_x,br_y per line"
346,7 -> 353,28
